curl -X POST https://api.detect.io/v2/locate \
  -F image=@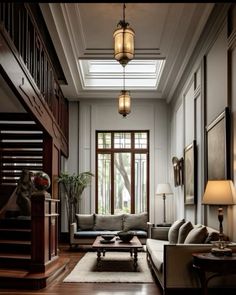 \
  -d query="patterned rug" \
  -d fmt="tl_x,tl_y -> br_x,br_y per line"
63,251 -> 154,283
